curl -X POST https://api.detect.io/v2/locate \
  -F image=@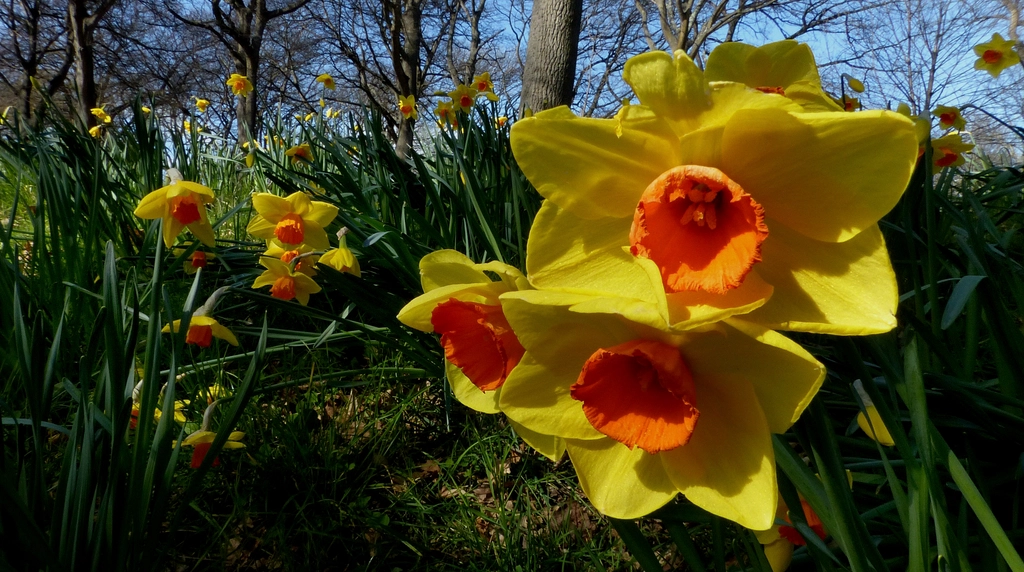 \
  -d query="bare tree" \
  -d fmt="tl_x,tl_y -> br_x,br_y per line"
0,0 -> 72,124
166,0 -> 311,141
67,0 -> 117,125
